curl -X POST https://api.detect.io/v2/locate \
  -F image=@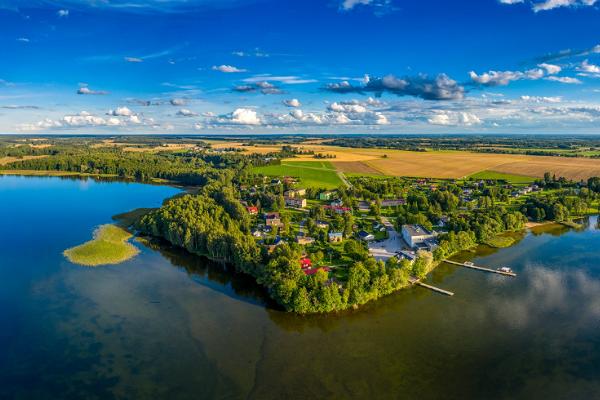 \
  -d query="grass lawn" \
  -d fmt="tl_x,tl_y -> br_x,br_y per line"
468,170 -> 536,184
253,161 -> 343,189
64,224 -> 140,266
